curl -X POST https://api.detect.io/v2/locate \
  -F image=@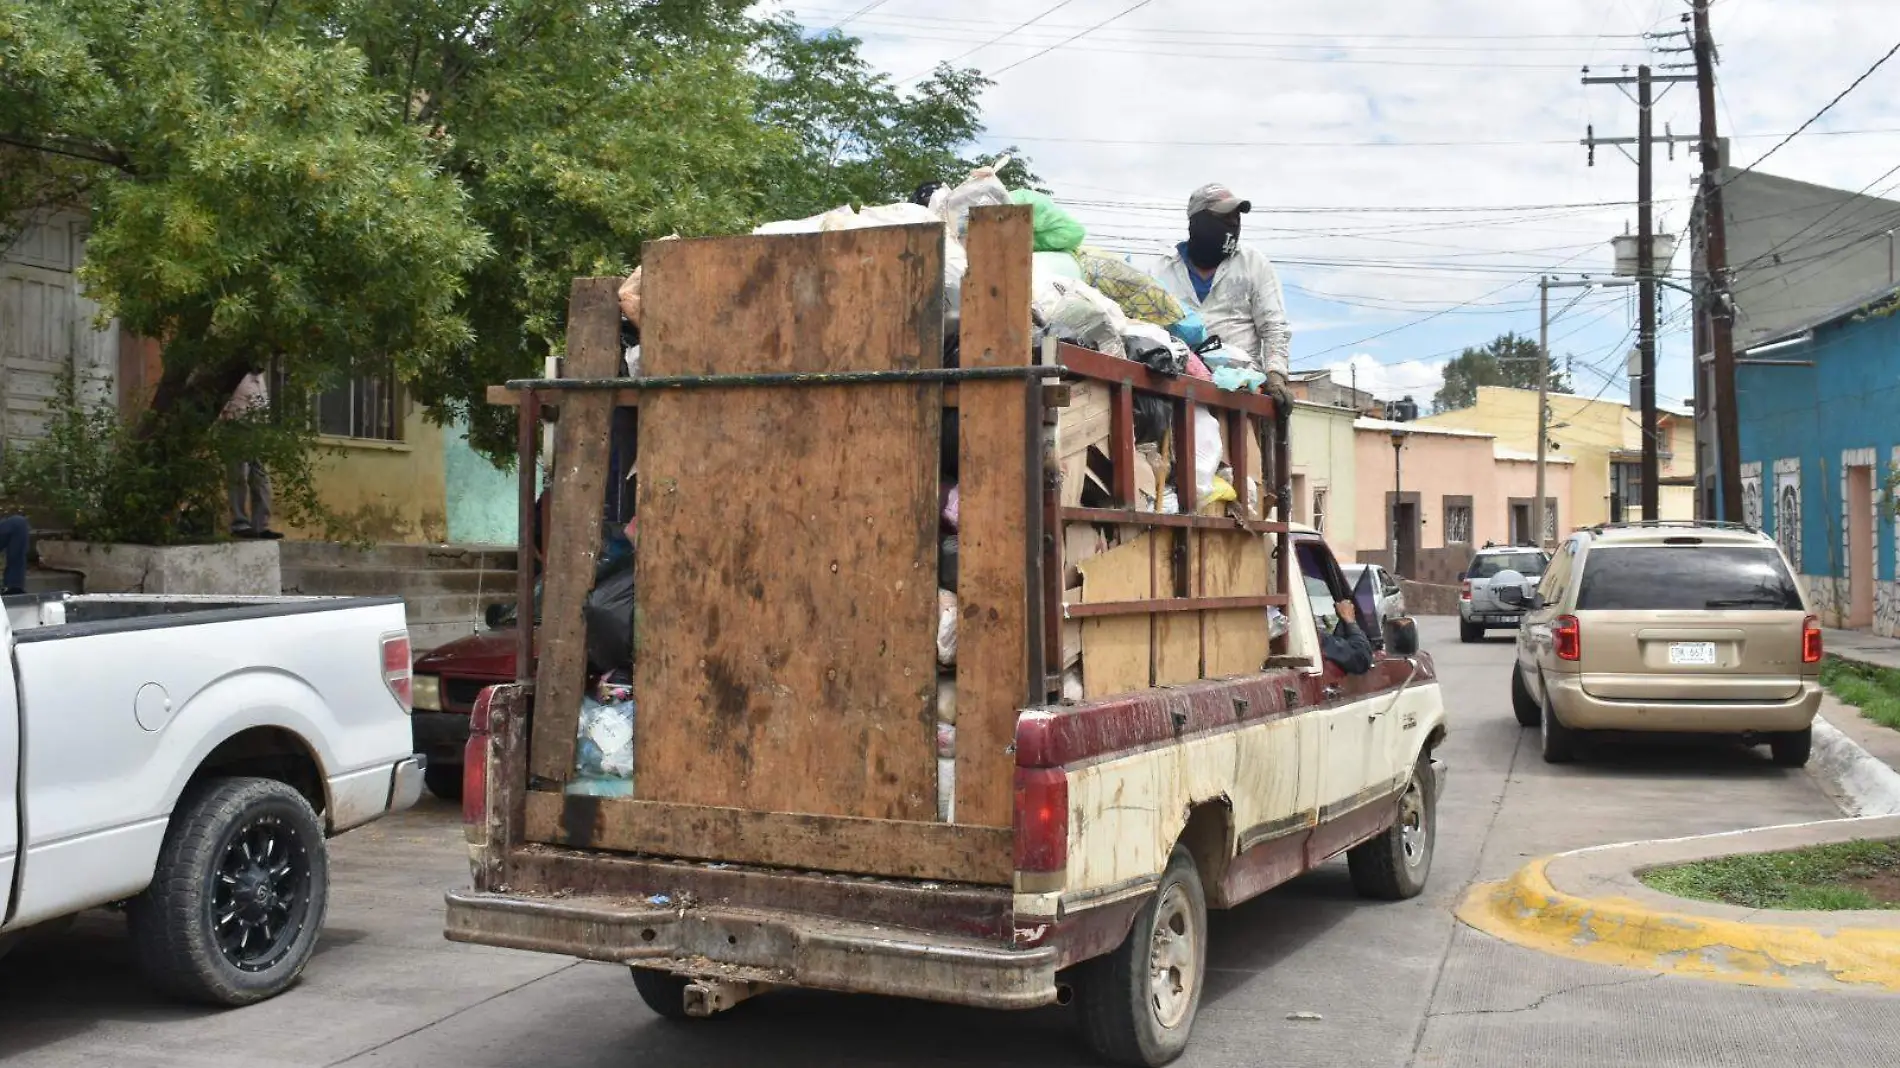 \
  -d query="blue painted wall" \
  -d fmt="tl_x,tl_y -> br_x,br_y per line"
1736,307 -> 1899,581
